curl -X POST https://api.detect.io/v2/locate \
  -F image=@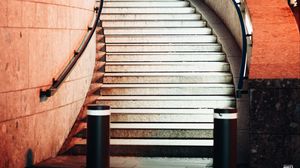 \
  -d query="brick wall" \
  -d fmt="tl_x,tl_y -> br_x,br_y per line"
247,0 -> 300,79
